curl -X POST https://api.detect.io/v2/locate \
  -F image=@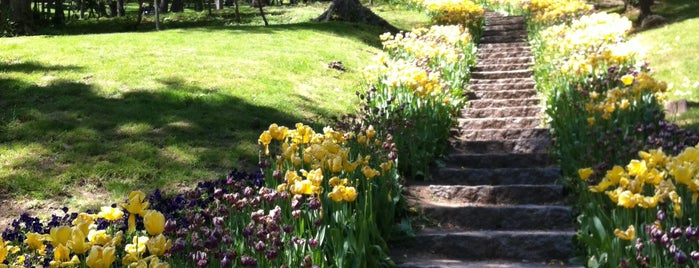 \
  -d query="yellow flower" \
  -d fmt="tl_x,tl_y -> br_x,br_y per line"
122,191 -> 150,233
578,168 -> 593,180
343,186 -> 358,202
98,206 -> 125,221
587,117 -> 595,126
617,190 -> 638,208
626,159 -> 647,177
259,131 -> 272,155
362,166 -> 380,180
87,230 -> 112,246
49,226 -> 72,247
86,246 -> 116,268
366,125 -> 376,140
614,225 -> 636,240
144,210 -> 166,236
276,183 -> 288,193
68,227 -> 91,255
50,254 -> 80,268
72,212 -> 94,238
145,234 -> 172,256
268,123 -> 288,141
620,74 -> 634,86
24,232 -> 46,252
54,243 -> 71,262
291,180 -> 313,195
327,186 -> 345,202
0,237 -> 8,264
123,236 -> 149,265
